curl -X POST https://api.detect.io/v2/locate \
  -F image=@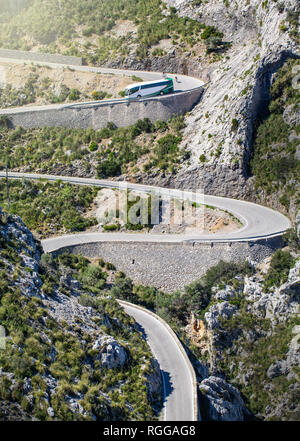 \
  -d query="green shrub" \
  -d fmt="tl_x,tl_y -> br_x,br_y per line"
155,120 -> 168,132
282,228 -> 300,252
103,223 -> 120,231
68,89 -> 80,101
134,118 -> 154,134
155,134 -> 182,159
89,141 -> 98,152
40,253 -> 54,267
264,250 -> 294,289
91,91 -> 107,100
97,158 -> 121,178
201,26 -> 223,41
231,118 -> 239,132
78,294 -> 98,308
106,122 -> 117,131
